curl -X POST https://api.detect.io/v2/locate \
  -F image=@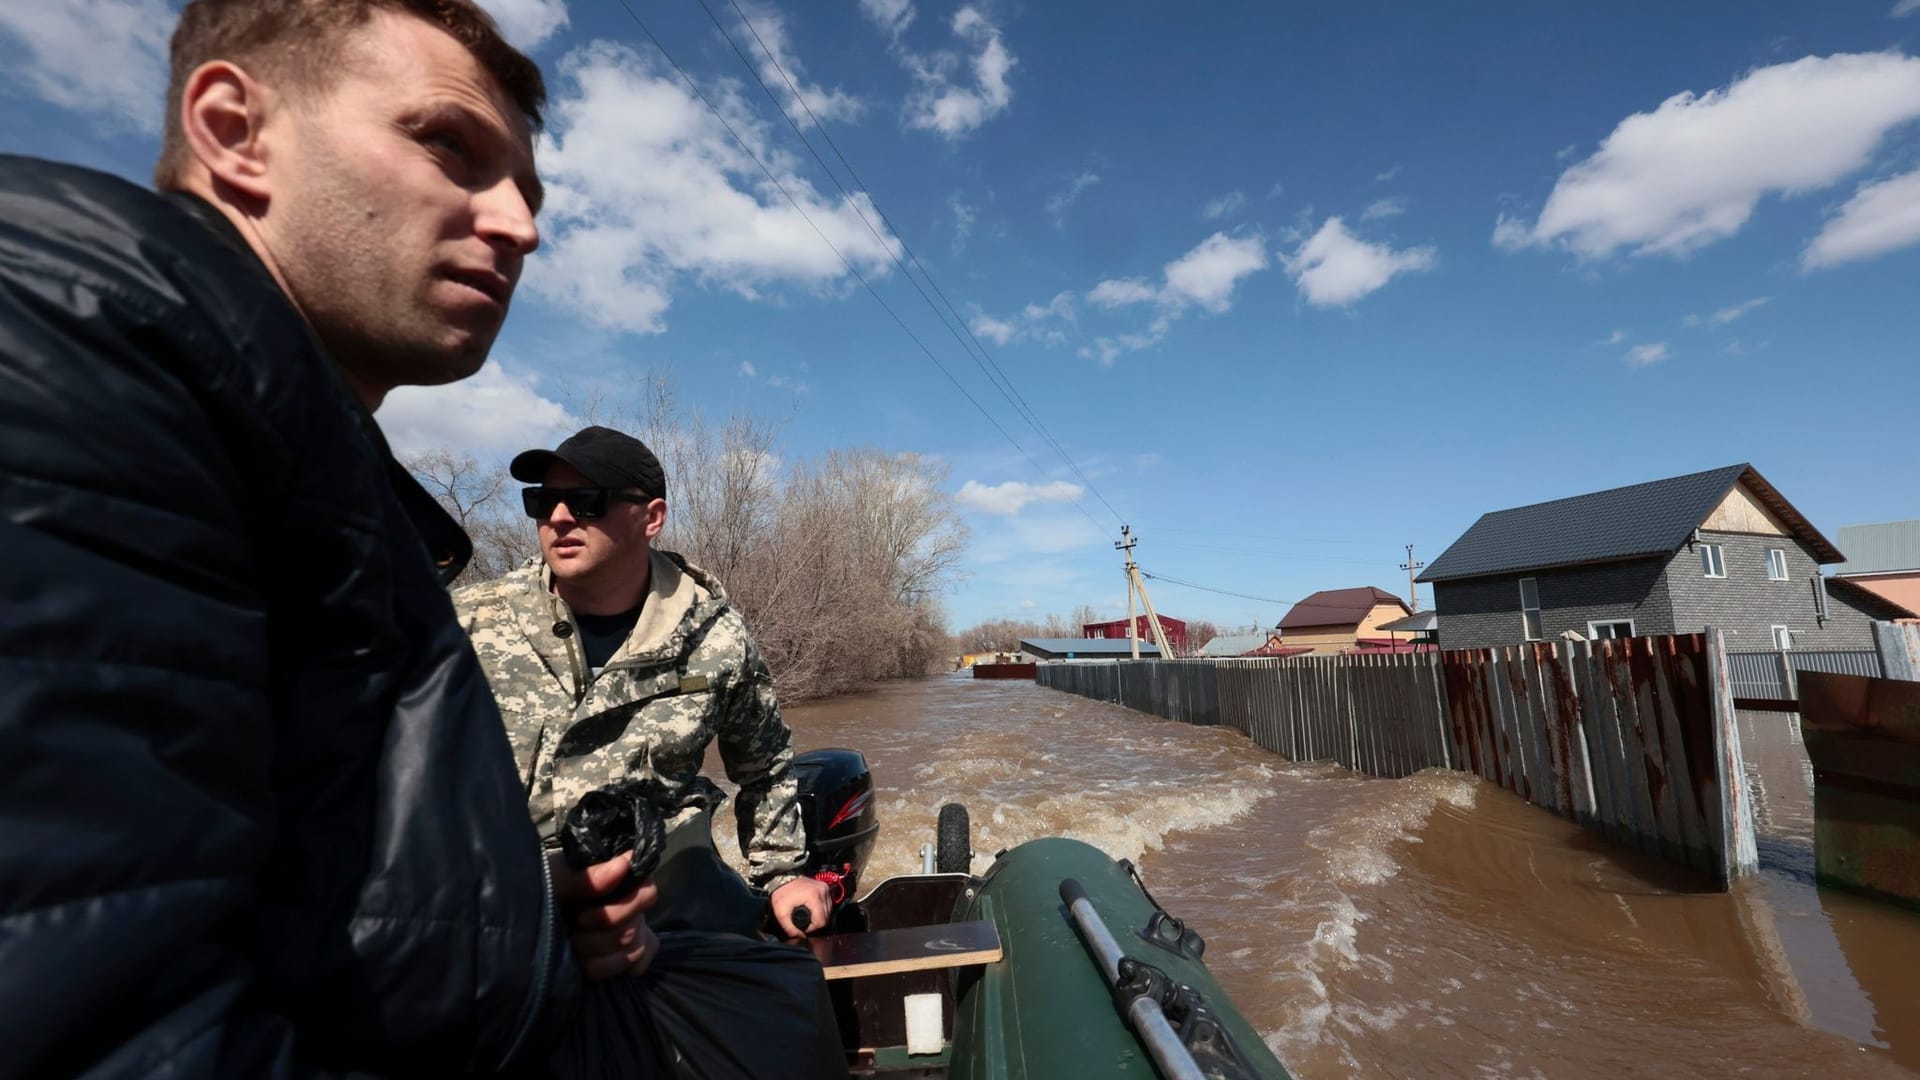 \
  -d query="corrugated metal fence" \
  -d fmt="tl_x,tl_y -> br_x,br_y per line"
1035,630 -> 1758,886
1724,649 -> 1882,700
